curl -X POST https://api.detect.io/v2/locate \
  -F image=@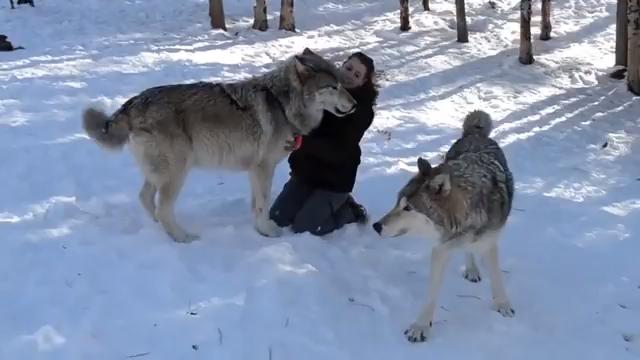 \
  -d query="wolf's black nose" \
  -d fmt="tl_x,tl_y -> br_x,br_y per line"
372,222 -> 382,234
